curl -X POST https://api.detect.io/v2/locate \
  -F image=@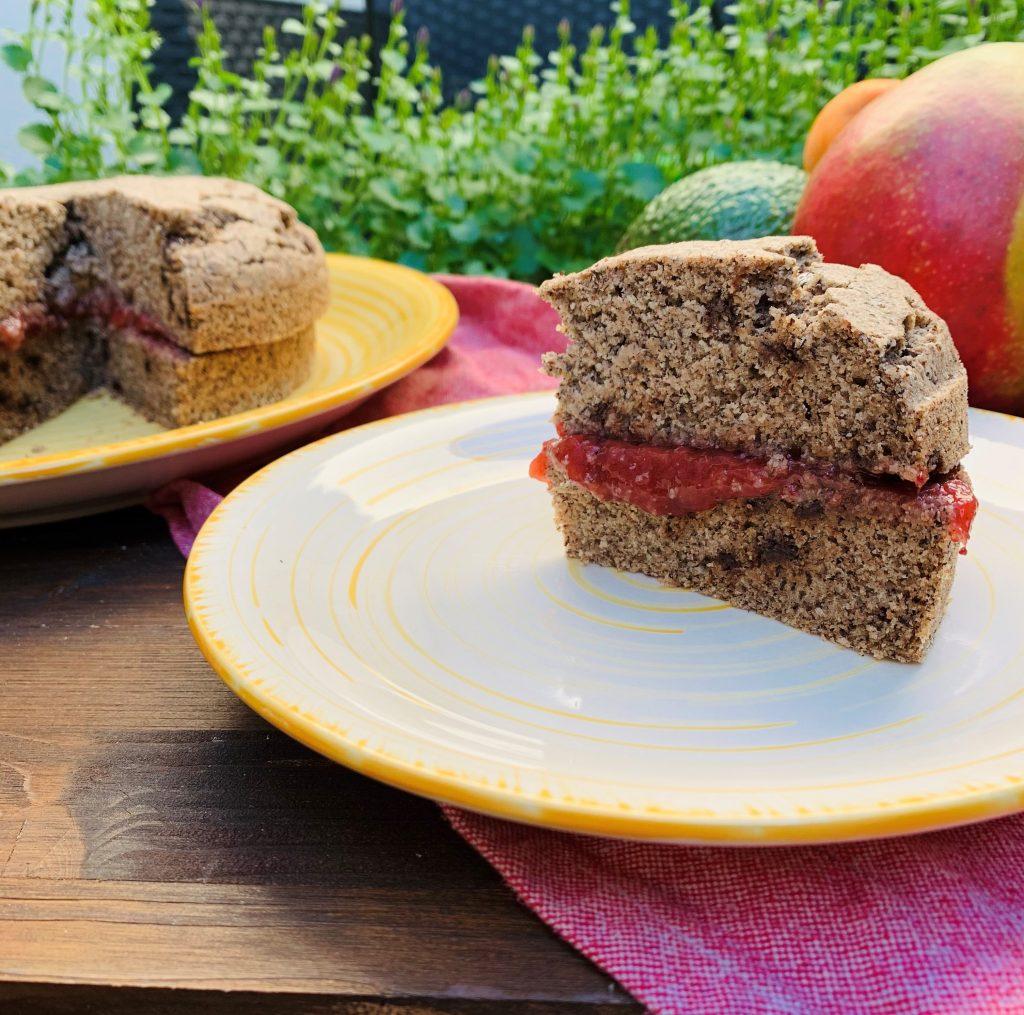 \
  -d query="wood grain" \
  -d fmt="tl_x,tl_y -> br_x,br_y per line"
0,509 -> 638,1012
